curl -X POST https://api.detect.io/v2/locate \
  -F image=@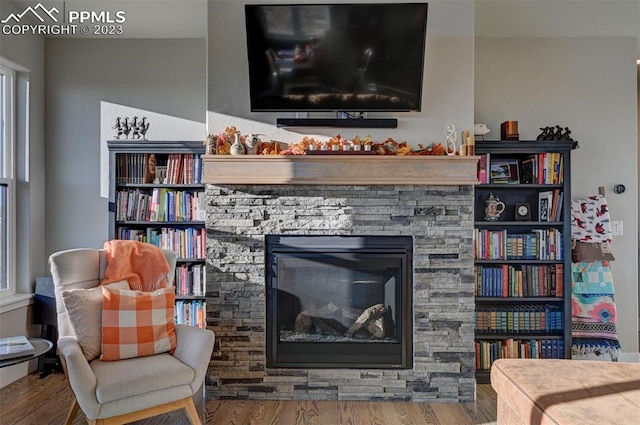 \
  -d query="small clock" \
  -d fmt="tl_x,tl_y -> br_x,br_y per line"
515,203 -> 531,221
